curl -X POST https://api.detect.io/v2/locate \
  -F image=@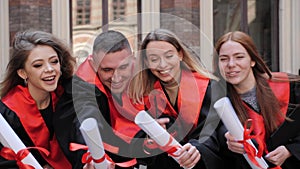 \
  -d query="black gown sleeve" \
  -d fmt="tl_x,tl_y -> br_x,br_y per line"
54,75 -> 115,168
279,80 -> 300,168
53,77 -> 86,169
188,80 -> 227,169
